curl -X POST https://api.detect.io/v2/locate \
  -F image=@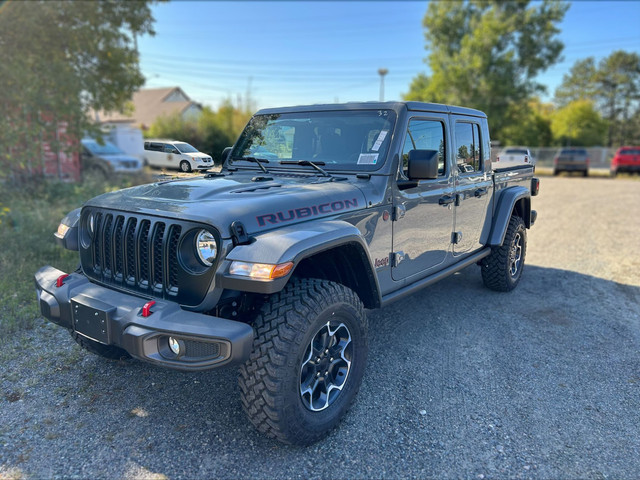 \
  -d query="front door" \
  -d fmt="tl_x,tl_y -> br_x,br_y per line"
392,116 -> 455,281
